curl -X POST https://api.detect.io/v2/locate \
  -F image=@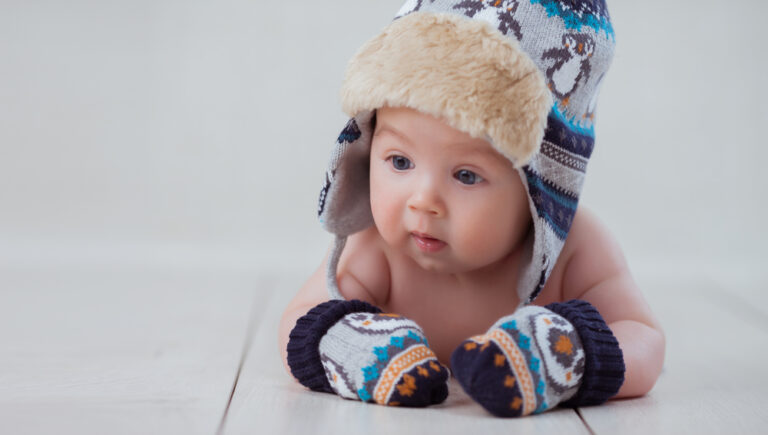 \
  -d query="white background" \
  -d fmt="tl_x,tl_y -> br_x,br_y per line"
2,0 -> 767,282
